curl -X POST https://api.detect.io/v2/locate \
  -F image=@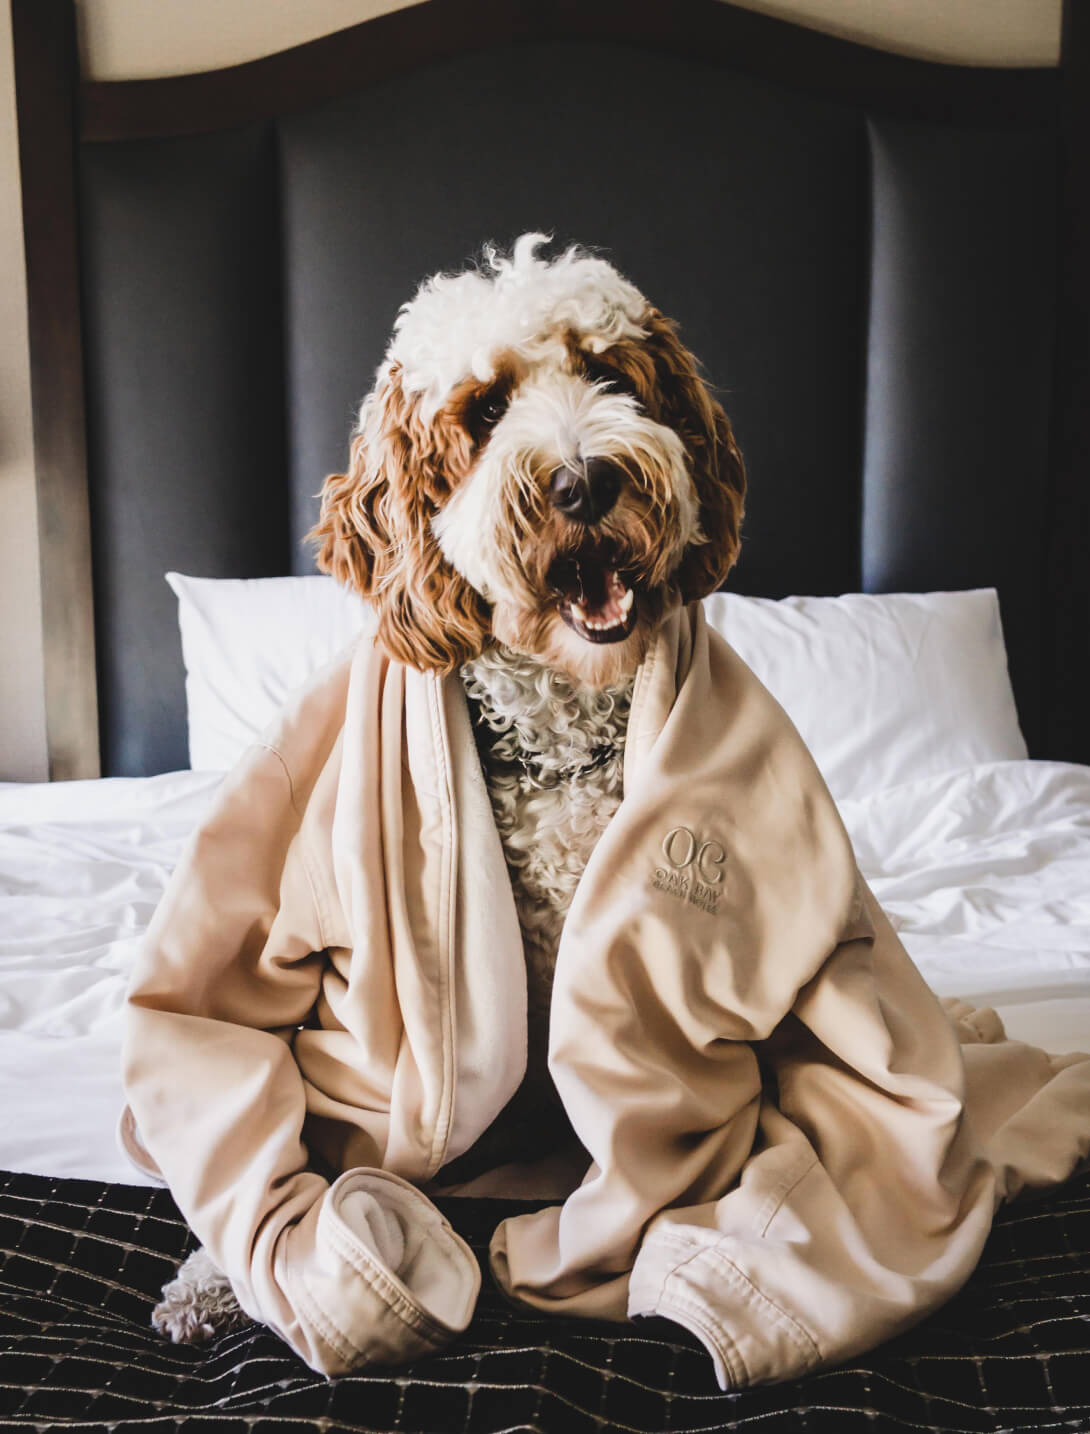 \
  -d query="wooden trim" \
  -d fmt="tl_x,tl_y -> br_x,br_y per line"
80,0 -> 1056,144
12,0 -> 100,780
1045,0 -> 1090,766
